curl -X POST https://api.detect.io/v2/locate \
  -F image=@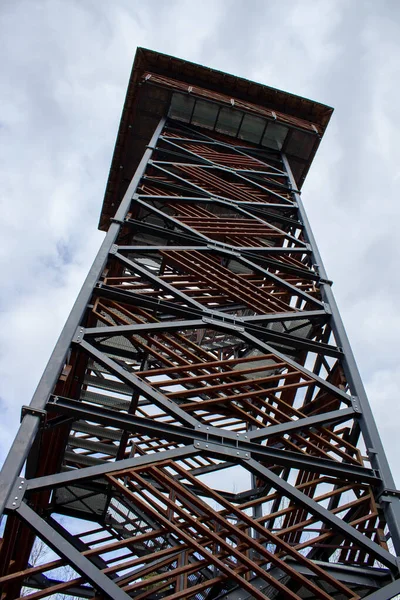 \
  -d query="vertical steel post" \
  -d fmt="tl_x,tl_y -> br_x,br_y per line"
283,152 -> 400,556
0,117 -> 166,518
